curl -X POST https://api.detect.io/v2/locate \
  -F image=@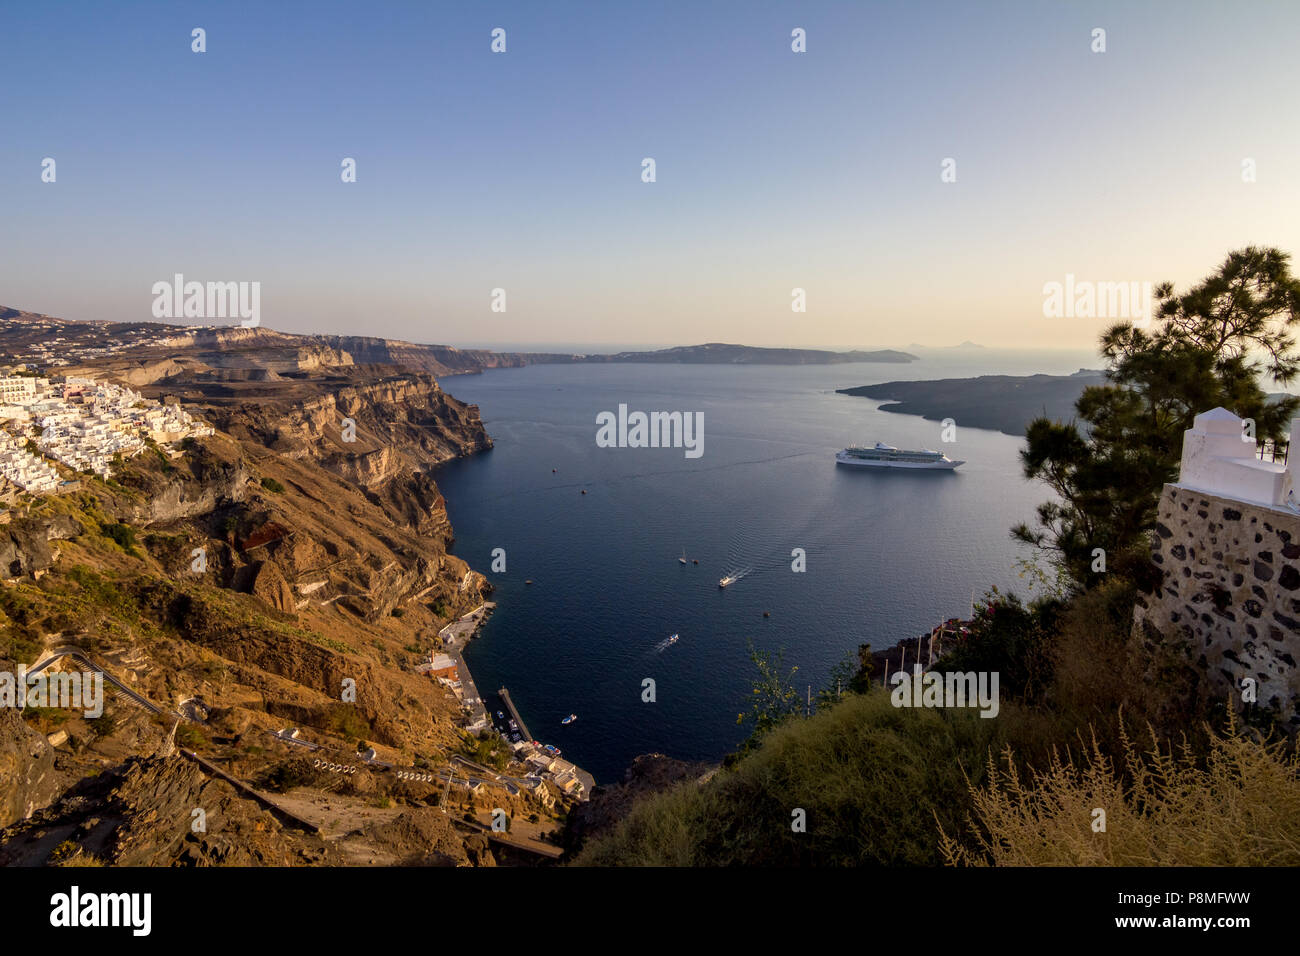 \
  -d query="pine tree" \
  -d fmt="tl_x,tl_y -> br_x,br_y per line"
1015,247 -> 1300,587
